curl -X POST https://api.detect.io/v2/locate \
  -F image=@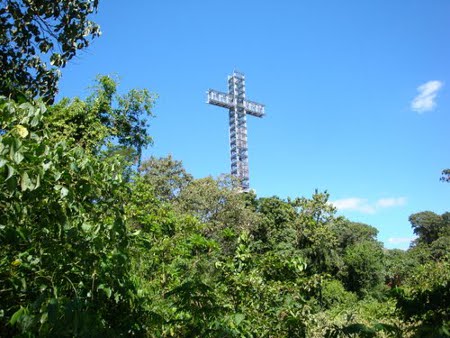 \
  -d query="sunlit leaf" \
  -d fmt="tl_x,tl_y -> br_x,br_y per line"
20,172 -> 31,191
6,164 -> 15,180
